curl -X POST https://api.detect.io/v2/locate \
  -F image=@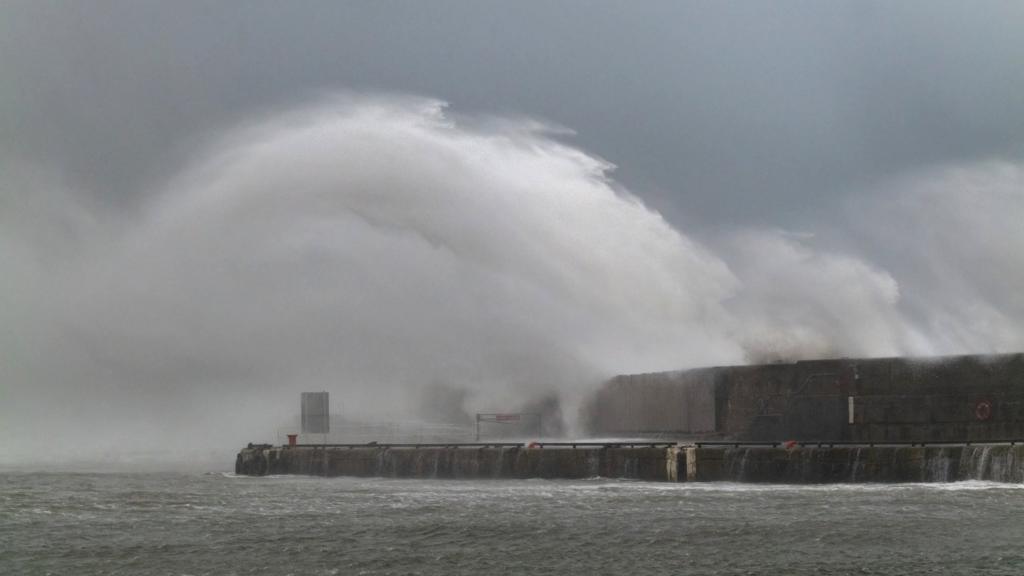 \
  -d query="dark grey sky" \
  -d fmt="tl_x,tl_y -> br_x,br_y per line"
4,0 -> 1023,230
5,1 -> 1024,464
